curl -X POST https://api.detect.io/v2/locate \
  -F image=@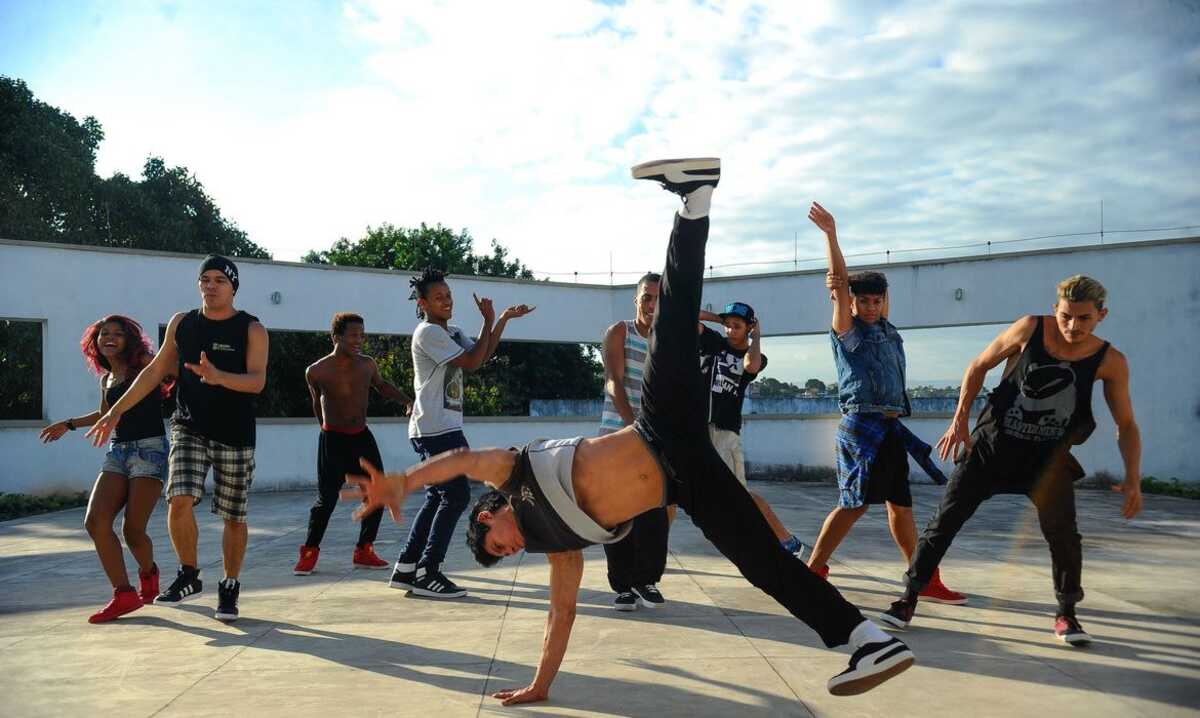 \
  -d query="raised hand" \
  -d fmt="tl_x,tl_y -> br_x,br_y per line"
935,416 -> 972,462
341,457 -> 403,523
39,421 -> 69,443
808,201 -> 837,235
491,684 -> 550,706
501,304 -> 536,321
473,293 -> 496,324
184,351 -> 221,385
